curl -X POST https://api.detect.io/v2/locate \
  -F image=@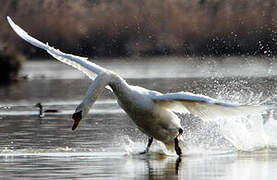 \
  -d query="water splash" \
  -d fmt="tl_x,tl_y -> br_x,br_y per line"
114,91 -> 277,155
199,92 -> 276,152
118,135 -> 178,156
220,114 -> 268,151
